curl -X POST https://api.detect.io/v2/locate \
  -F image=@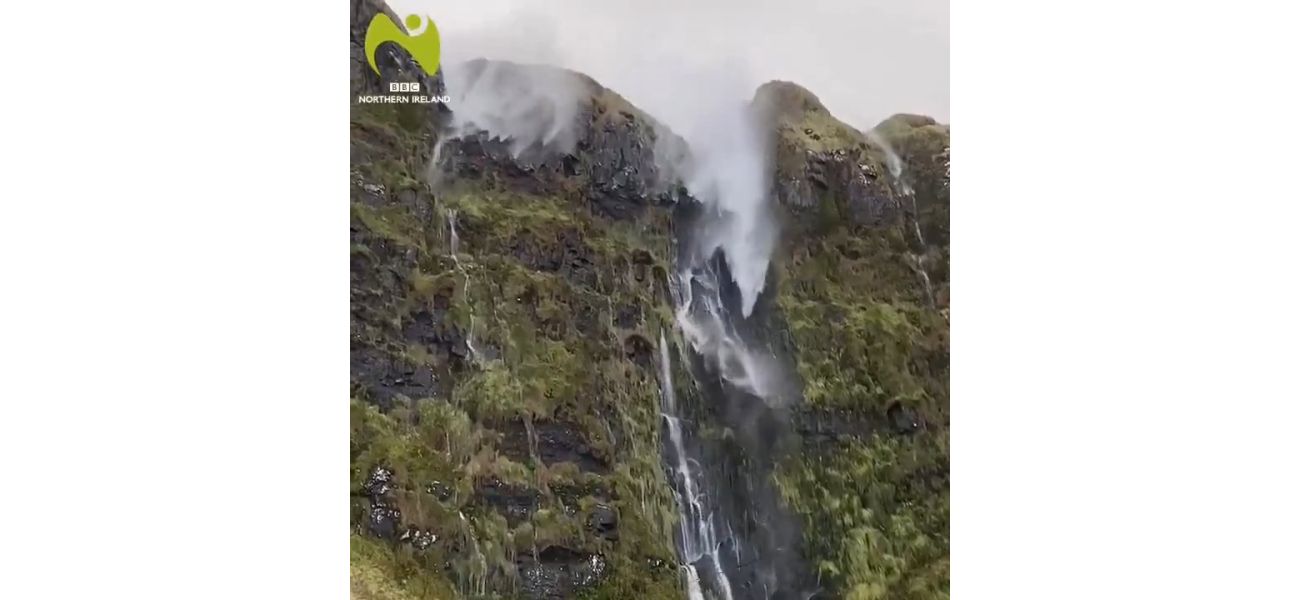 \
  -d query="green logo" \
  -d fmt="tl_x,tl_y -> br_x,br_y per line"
365,14 -> 441,76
